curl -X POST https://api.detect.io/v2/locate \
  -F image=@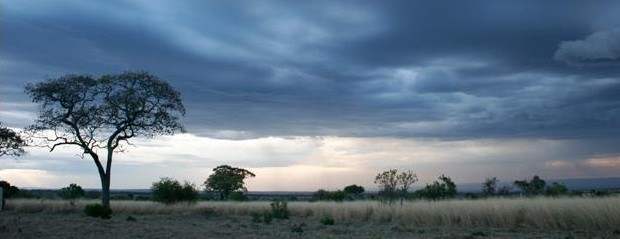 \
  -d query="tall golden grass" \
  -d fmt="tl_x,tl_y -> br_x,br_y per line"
4,196 -> 620,230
